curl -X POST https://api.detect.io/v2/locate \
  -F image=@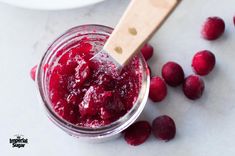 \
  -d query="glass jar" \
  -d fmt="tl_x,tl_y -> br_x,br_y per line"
36,24 -> 150,142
